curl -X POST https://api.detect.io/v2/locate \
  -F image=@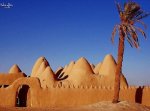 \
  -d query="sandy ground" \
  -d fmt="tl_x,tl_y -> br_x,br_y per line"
0,101 -> 150,111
